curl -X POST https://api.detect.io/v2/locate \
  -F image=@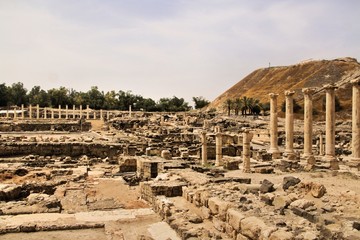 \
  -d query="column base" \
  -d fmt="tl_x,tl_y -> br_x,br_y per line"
283,151 -> 296,161
323,155 -> 339,170
268,148 -> 281,159
348,158 -> 360,170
